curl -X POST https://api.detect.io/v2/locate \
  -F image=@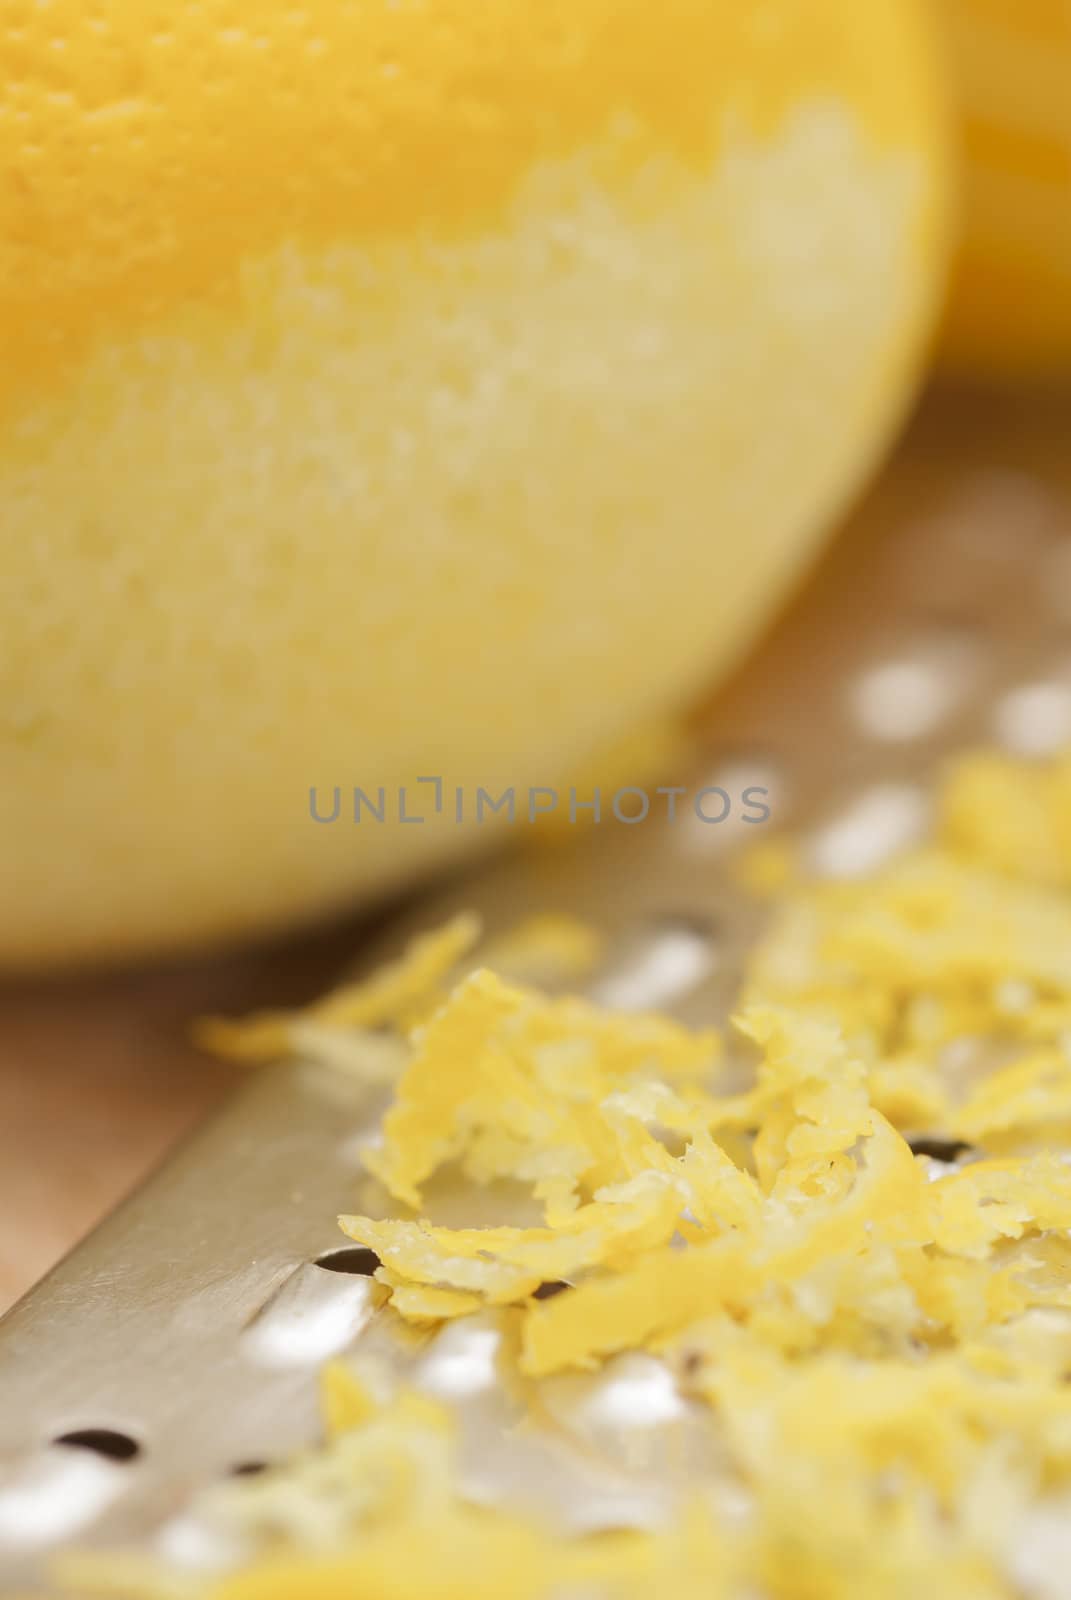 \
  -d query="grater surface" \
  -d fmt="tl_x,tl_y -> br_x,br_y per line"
2,393 -> 1071,1593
